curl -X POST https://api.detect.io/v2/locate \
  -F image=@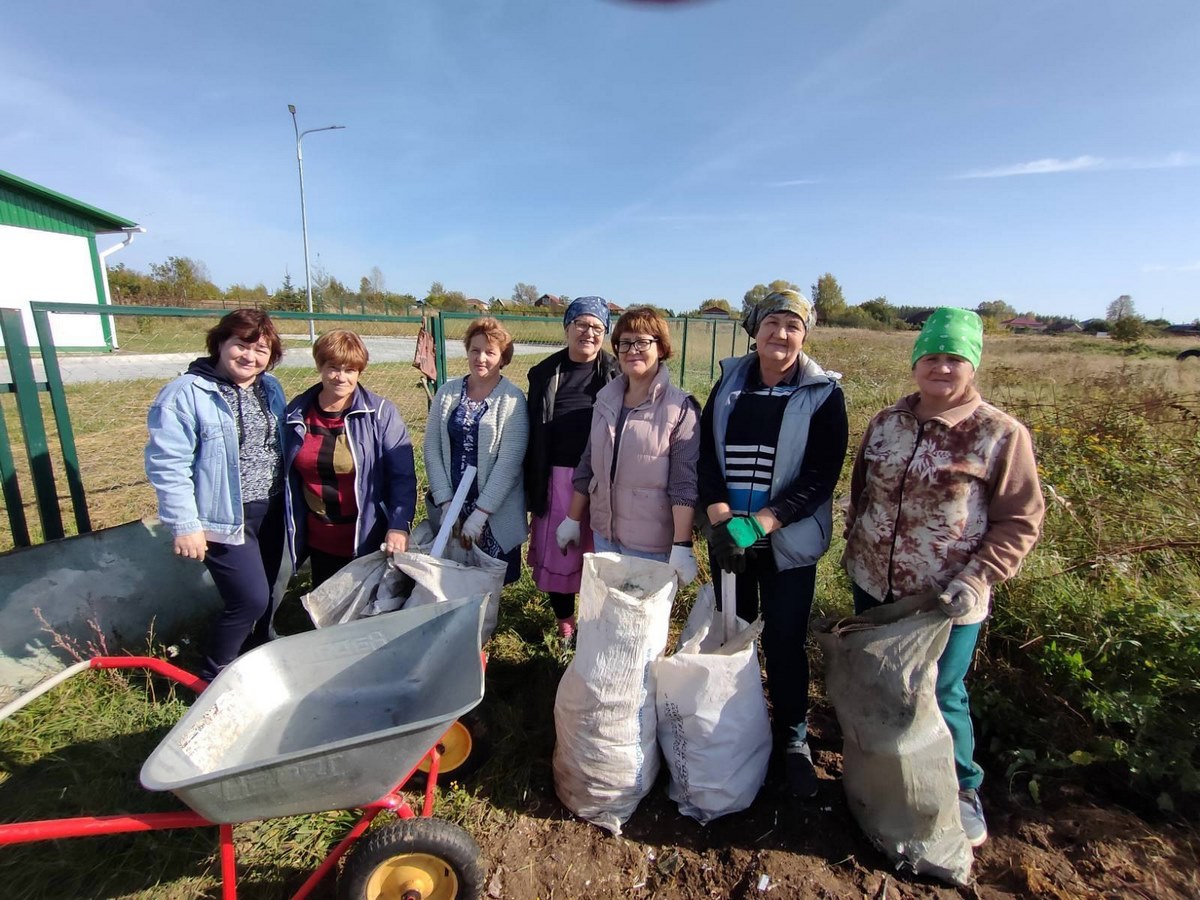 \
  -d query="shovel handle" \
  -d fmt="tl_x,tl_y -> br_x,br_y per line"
429,465 -> 476,559
721,570 -> 738,645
